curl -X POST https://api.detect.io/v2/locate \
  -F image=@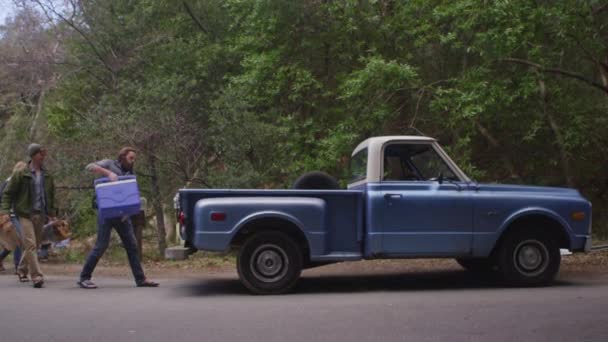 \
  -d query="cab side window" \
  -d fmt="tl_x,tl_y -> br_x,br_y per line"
382,143 -> 457,181
383,155 -> 418,181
